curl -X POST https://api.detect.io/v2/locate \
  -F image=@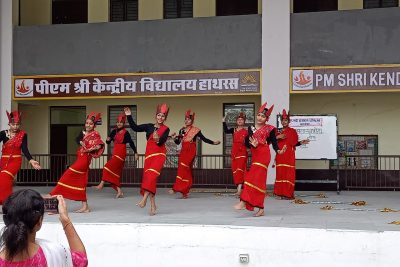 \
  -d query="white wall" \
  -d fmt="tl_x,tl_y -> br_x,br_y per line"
1,223 -> 396,267
262,0 -> 291,180
0,0 -> 13,129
